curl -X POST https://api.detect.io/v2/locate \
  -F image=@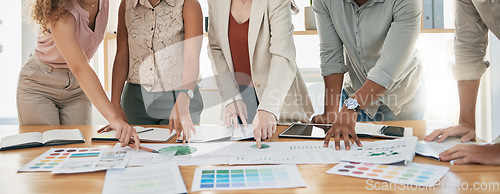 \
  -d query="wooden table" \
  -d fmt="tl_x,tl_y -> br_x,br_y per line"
1,121 -> 499,193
